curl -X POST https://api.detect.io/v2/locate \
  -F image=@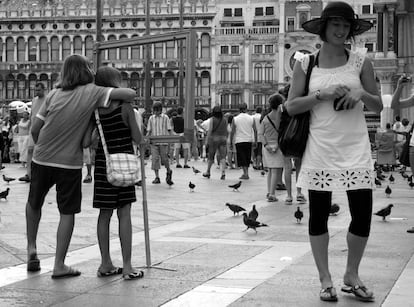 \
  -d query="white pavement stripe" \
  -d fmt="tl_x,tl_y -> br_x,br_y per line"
161,243 -> 310,307
382,254 -> 414,307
